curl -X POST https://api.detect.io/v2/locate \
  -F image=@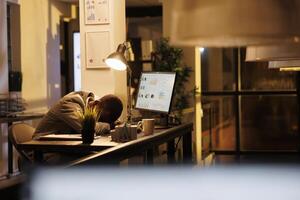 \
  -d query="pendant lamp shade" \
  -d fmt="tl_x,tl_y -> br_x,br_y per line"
170,0 -> 300,47
246,45 -> 300,62
269,60 -> 300,69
